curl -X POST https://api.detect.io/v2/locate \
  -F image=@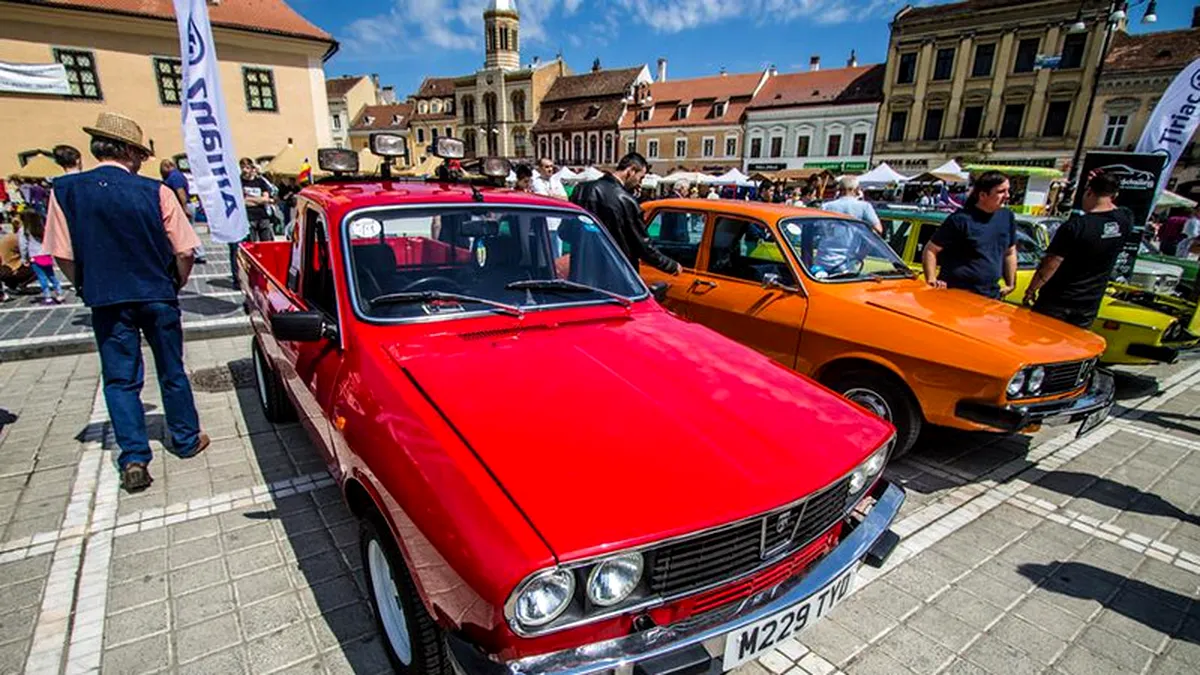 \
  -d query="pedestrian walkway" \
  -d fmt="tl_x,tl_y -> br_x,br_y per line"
0,341 -> 1196,674
0,230 -> 251,362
